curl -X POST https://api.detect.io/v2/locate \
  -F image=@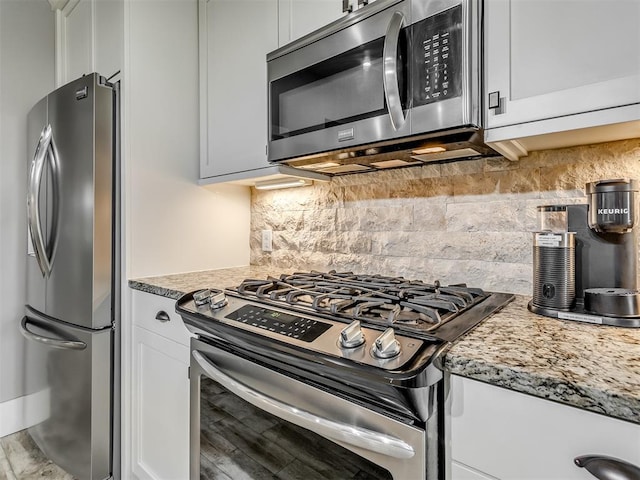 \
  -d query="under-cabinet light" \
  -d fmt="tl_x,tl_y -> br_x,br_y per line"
254,178 -> 312,190
411,146 -> 447,155
294,161 -> 340,170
